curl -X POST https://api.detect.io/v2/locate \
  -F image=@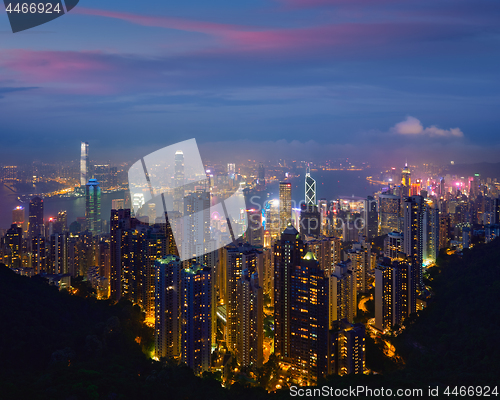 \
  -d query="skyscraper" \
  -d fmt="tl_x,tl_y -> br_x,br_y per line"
182,190 -> 210,261
279,182 -> 292,233
85,179 -> 101,234
274,225 -> 306,360
401,162 -> 411,198
290,252 -> 329,384
305,165 -> 316,206
366,196 -> 378,240
28,196 -> 44,239
180,263 -> 212,375
300,204 -> 321,238
12,206 -> 24,229
403,195 -> 424,315
423,201 -> 439,265
378,193 -> 400,235
237,267 -> 263,369
258,163 -> 265,185
80,141 -> 89,187
374,259 -> 405,331
329,260 -> 357,325
174,150 -> 185,213
154,255 -> 182,360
